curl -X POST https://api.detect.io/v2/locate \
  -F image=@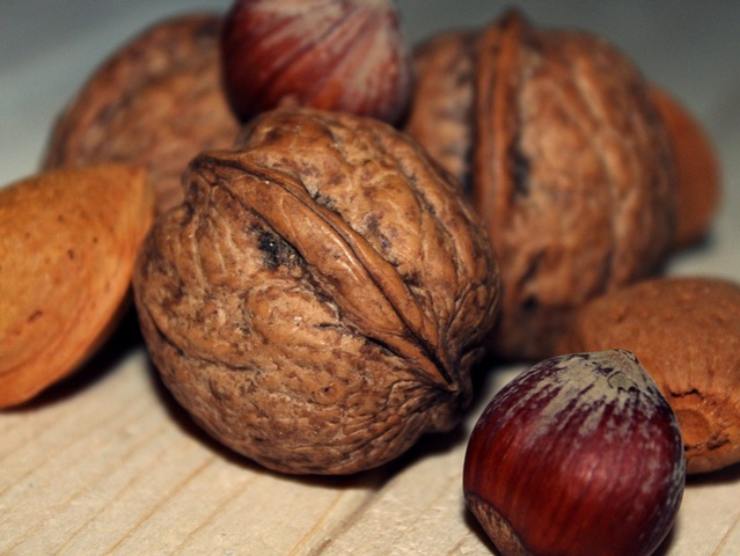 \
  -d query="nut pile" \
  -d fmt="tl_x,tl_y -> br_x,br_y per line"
1,1 -> 736,555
